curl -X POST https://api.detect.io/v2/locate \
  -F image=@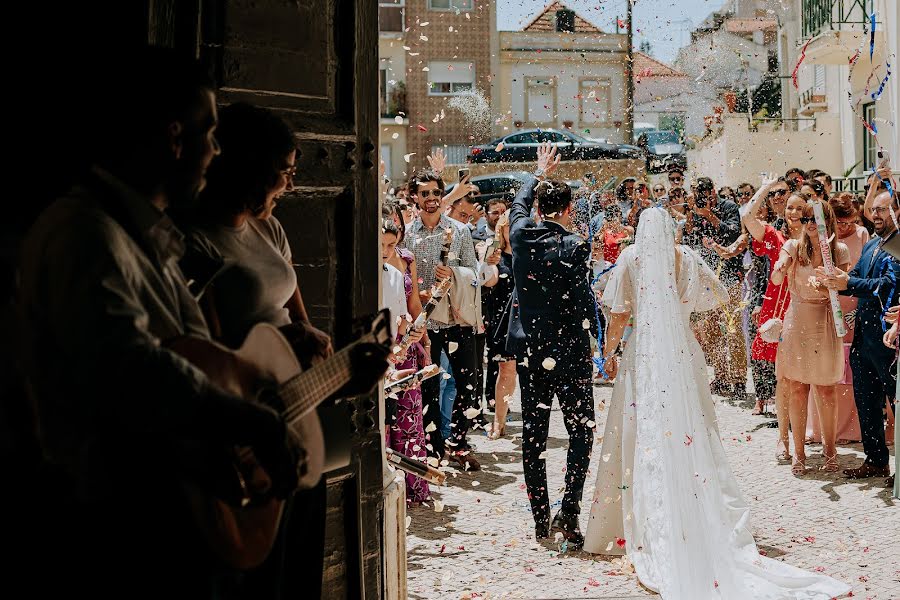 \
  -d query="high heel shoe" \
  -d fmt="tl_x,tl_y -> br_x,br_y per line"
775,442 -> 792,464
791,457 -> 807,475
488,419 -> 506,440
819,454 -> 840,472
751,398 -> 766,416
